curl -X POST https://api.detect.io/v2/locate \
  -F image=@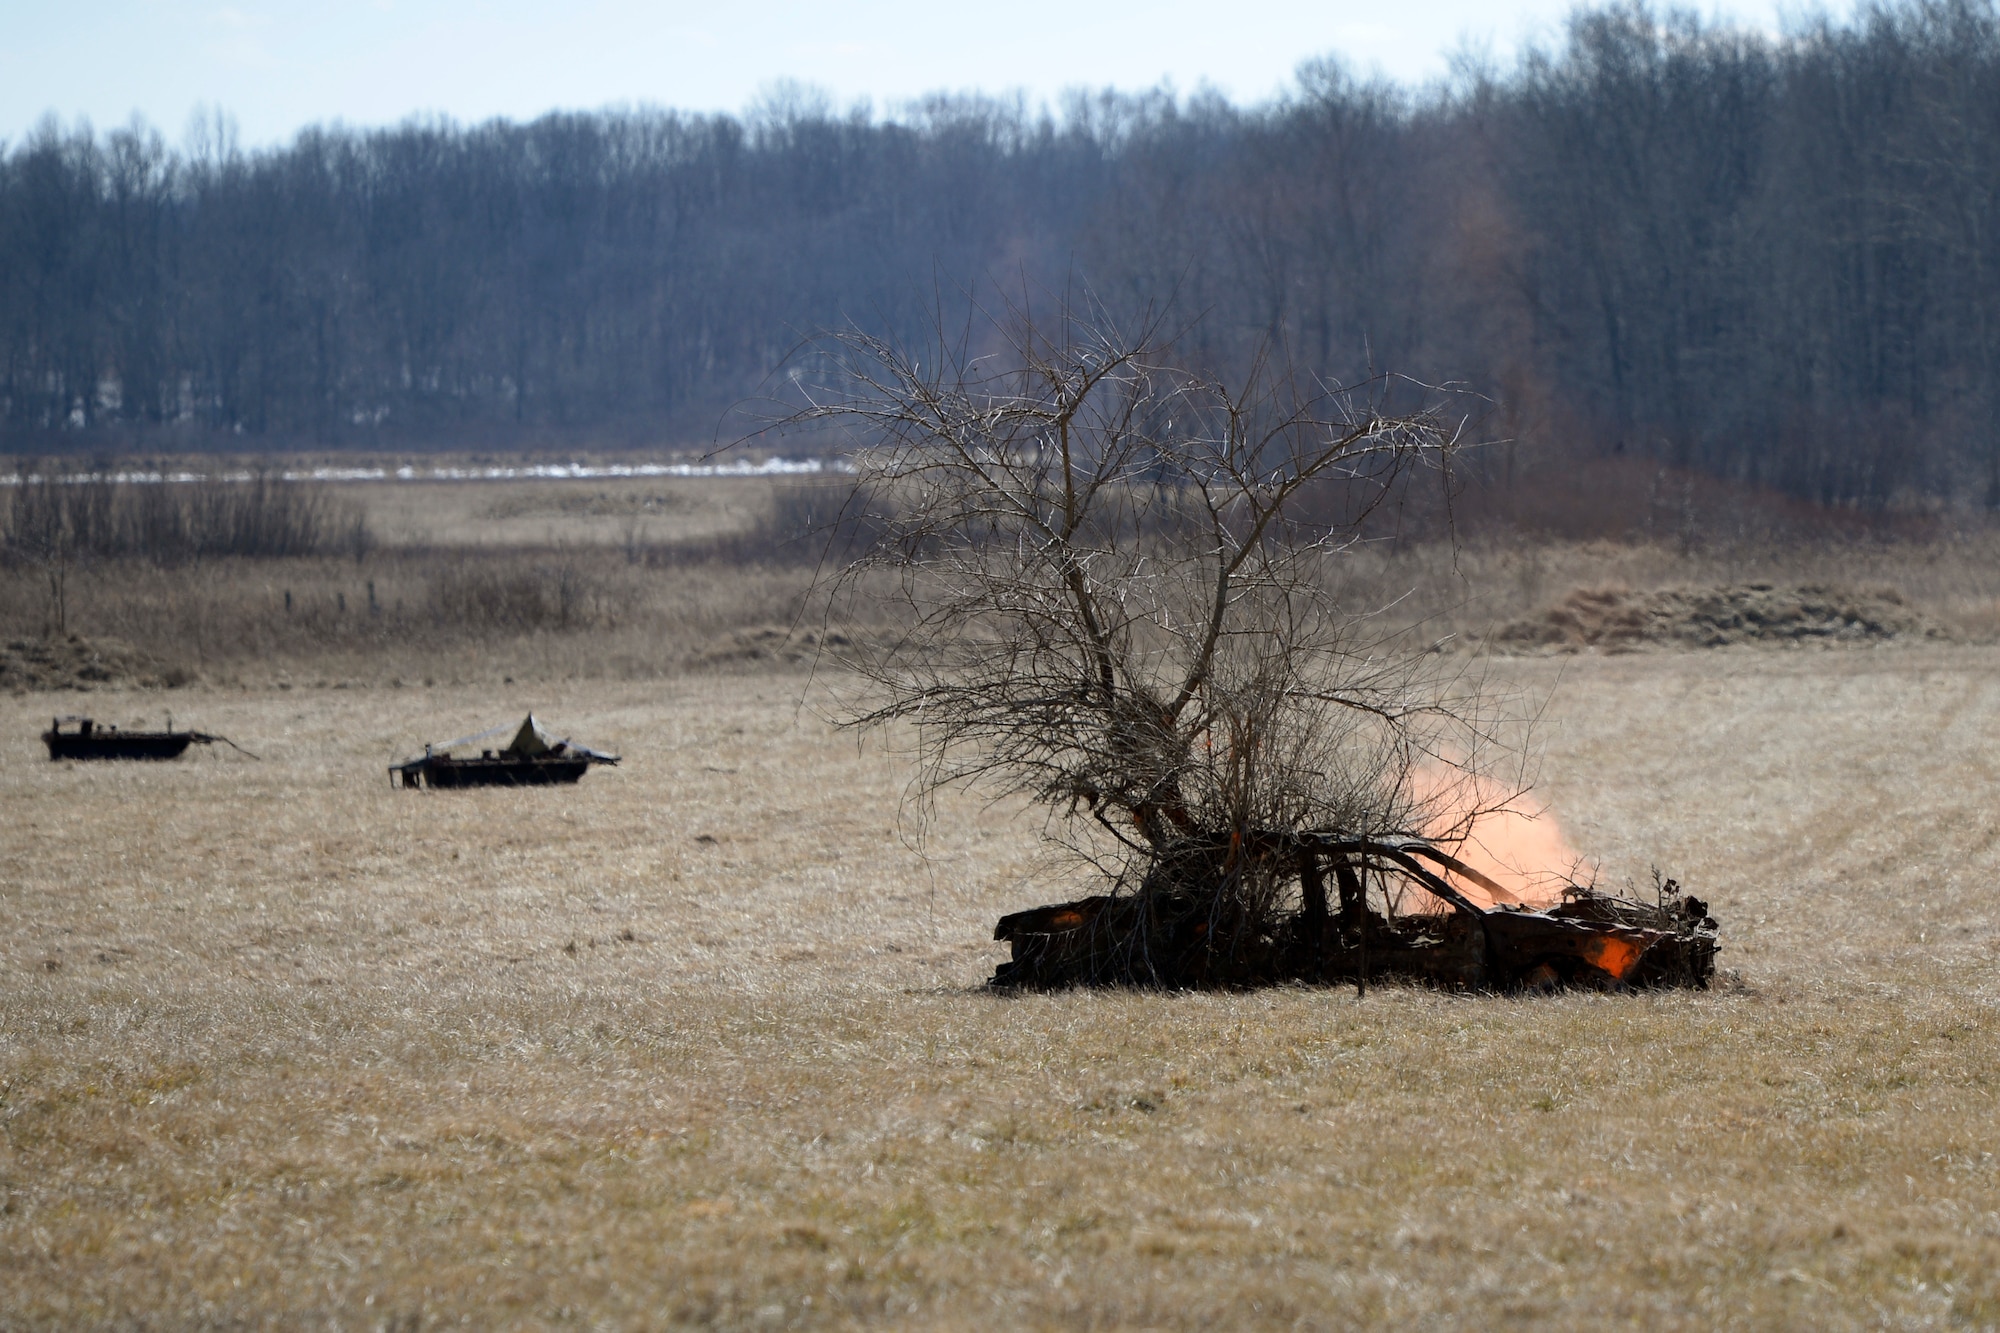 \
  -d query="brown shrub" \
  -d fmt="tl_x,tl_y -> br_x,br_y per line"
427,553 -> 616,633
1490,582 -> 1945,652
